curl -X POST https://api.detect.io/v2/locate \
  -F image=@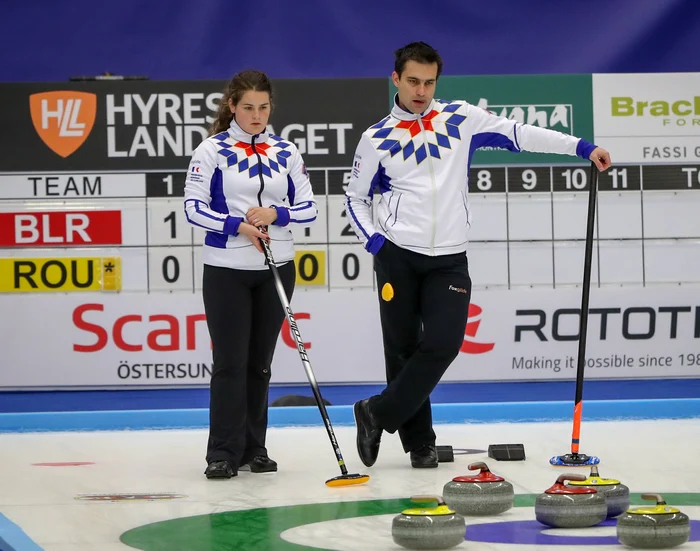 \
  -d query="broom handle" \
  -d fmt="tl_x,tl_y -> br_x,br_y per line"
260,232 -> 350,476
571,162 -> 599,455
